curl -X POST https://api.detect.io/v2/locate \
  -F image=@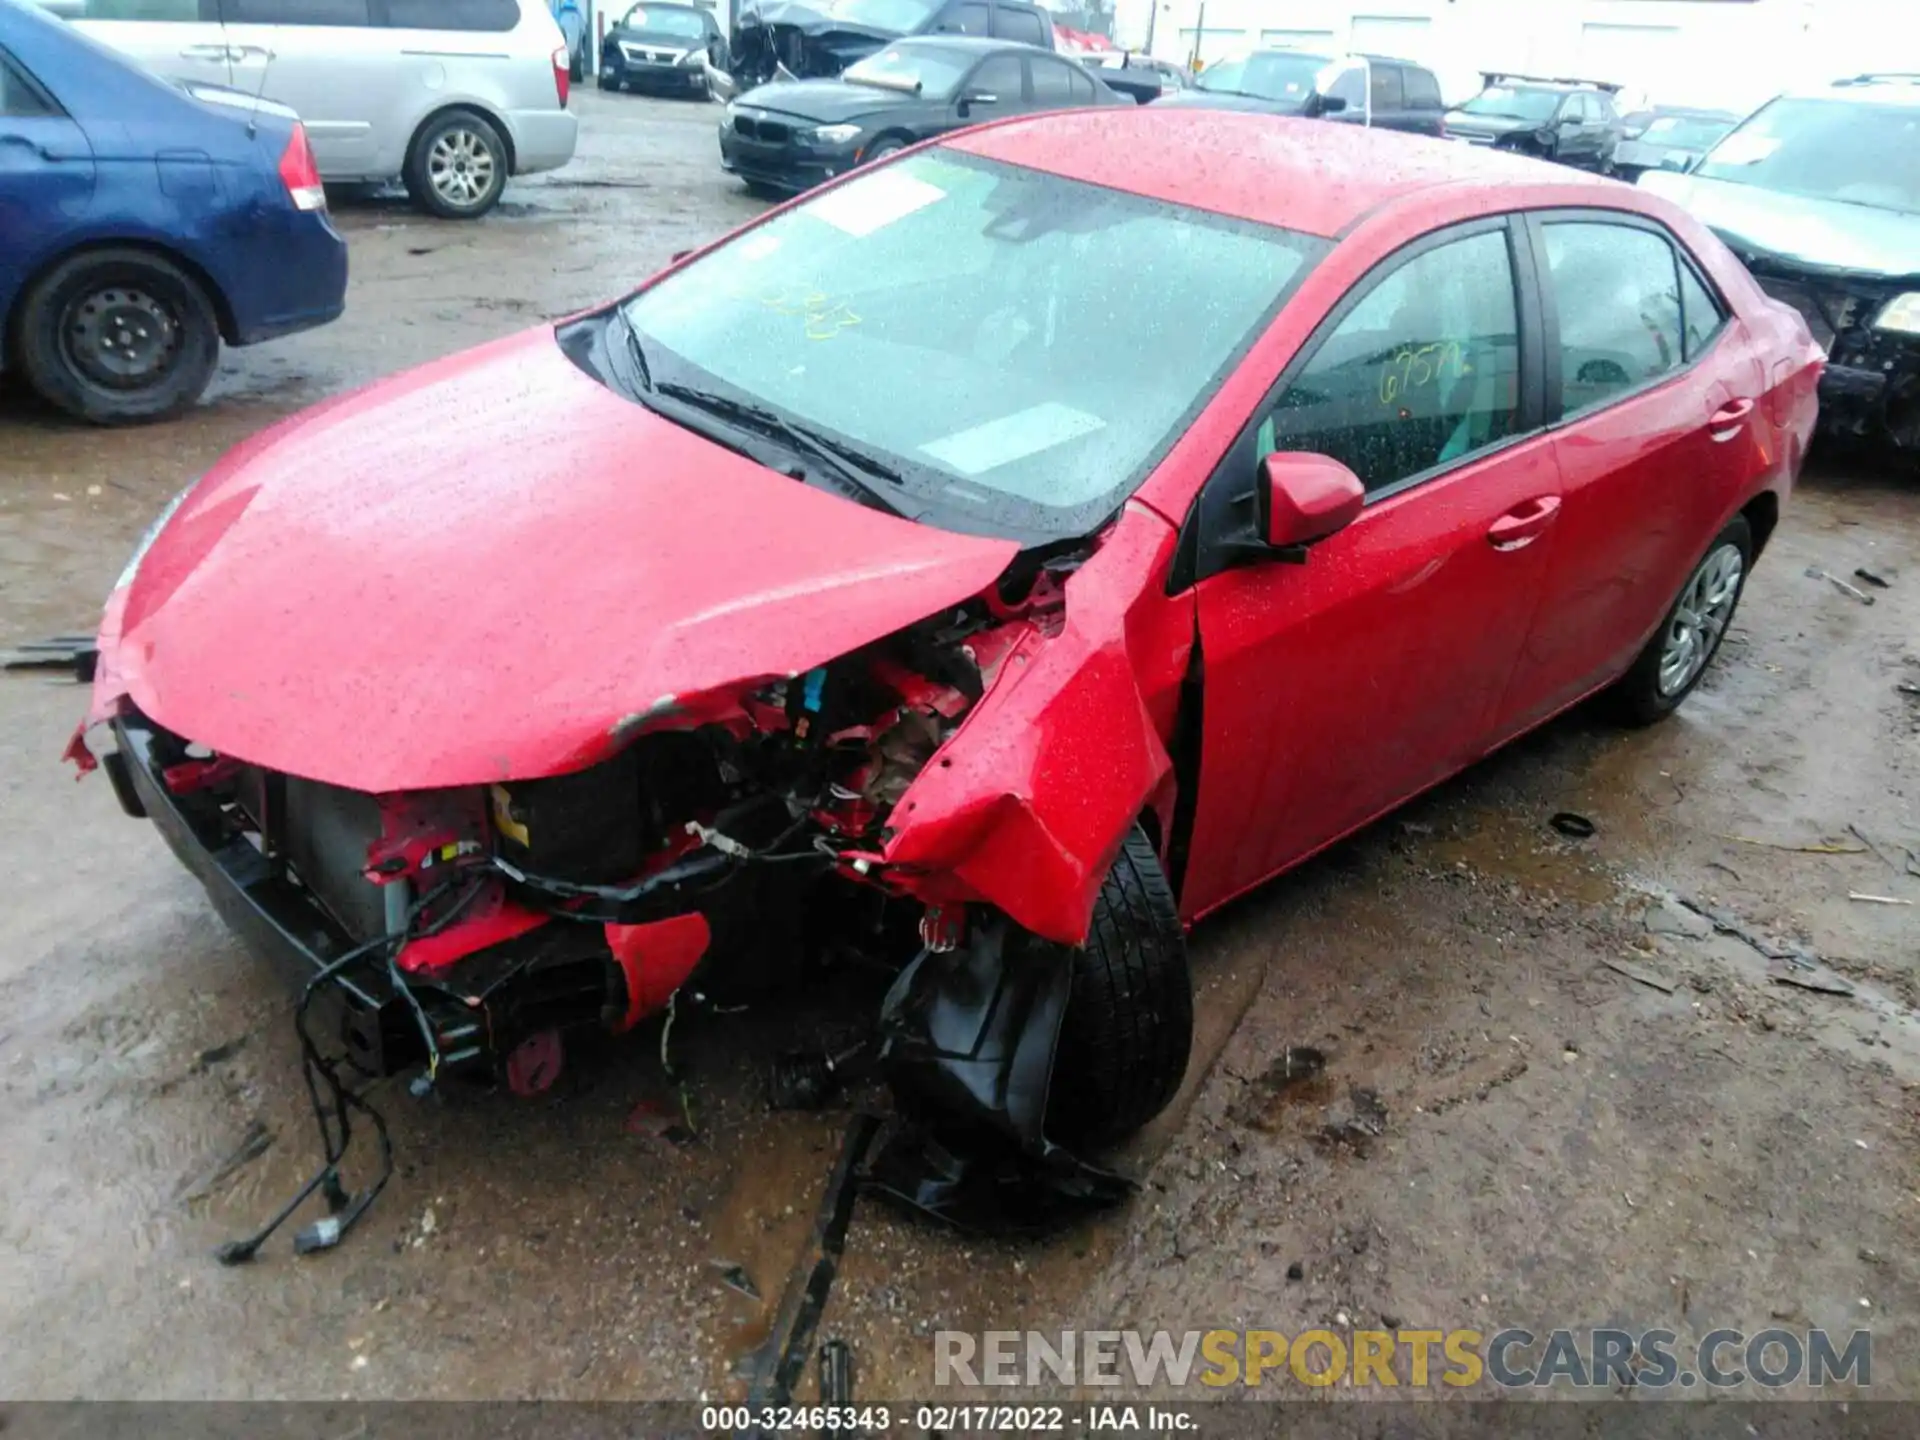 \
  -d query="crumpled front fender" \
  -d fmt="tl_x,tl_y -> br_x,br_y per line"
882,505 -> 1187,946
